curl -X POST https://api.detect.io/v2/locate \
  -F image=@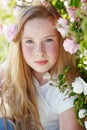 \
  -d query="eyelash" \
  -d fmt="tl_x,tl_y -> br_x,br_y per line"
45,39 -> 53,42
25,40 -> 33,44
25,38 -> 54,45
